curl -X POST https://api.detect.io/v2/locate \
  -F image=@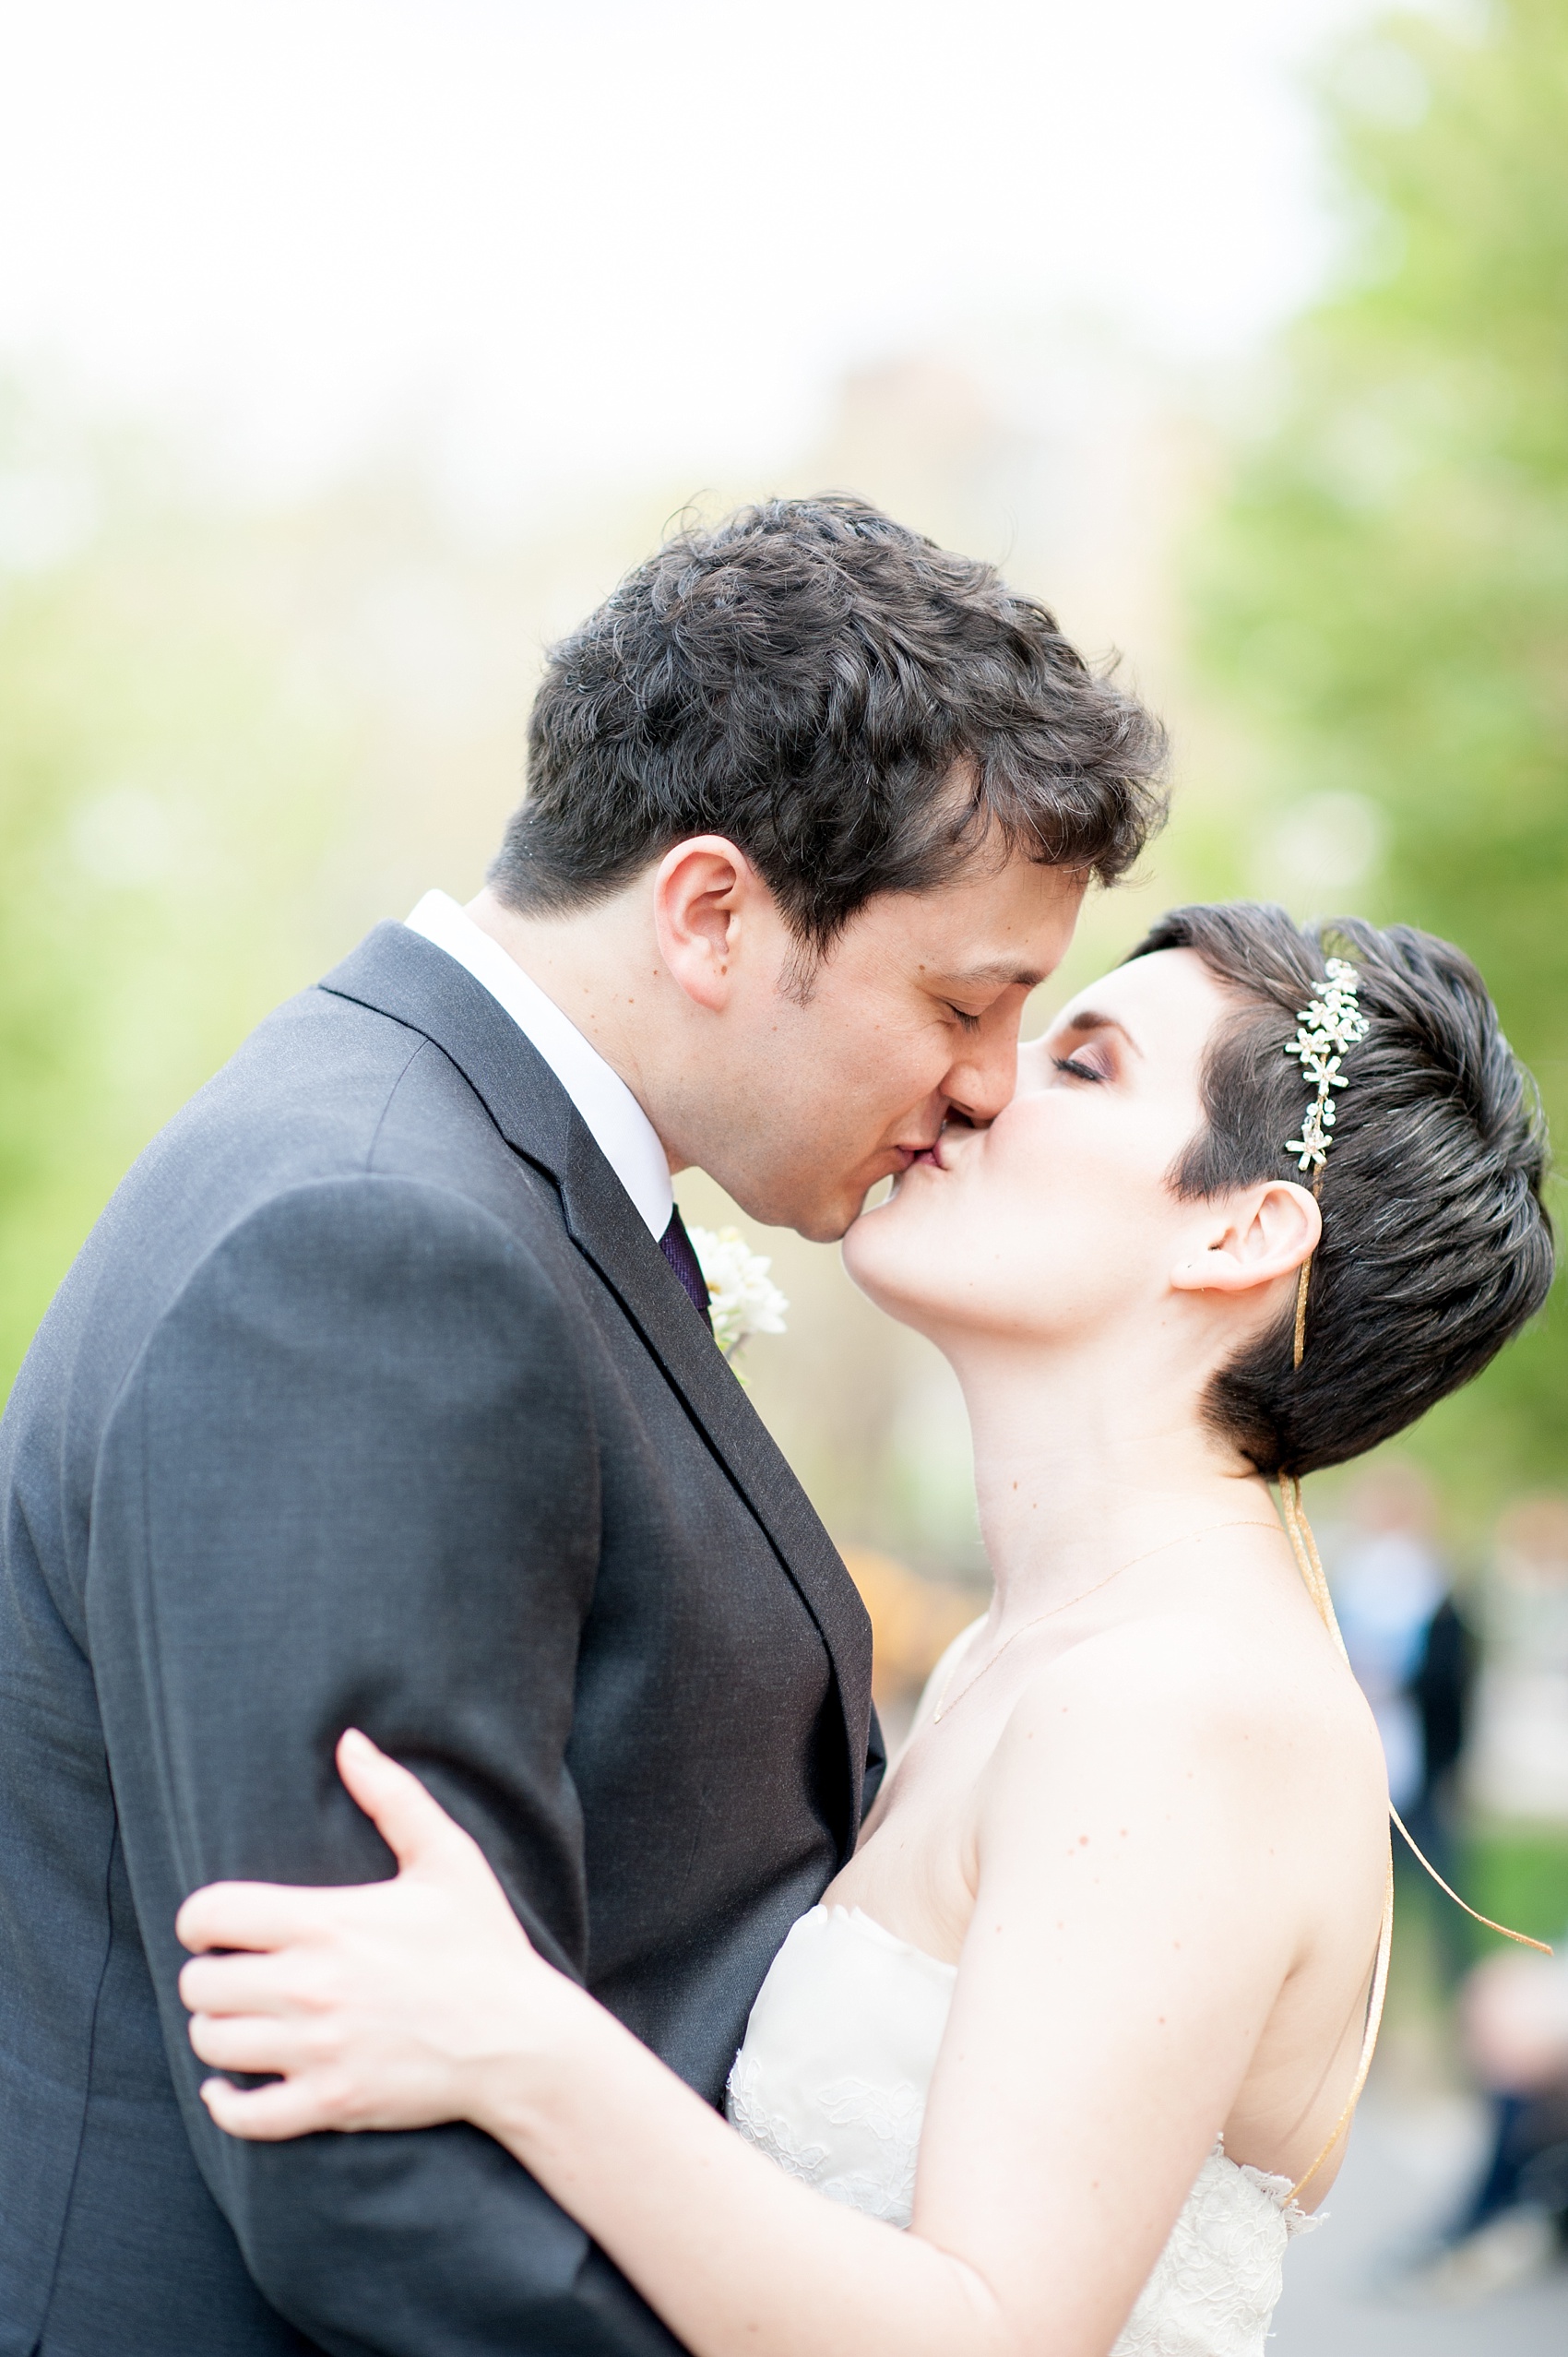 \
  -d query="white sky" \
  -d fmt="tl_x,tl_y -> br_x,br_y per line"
0,0 -> 1392,512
